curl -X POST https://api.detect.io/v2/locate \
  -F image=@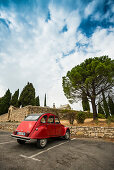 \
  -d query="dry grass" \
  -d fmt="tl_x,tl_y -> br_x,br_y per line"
60,118 -> 114,127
